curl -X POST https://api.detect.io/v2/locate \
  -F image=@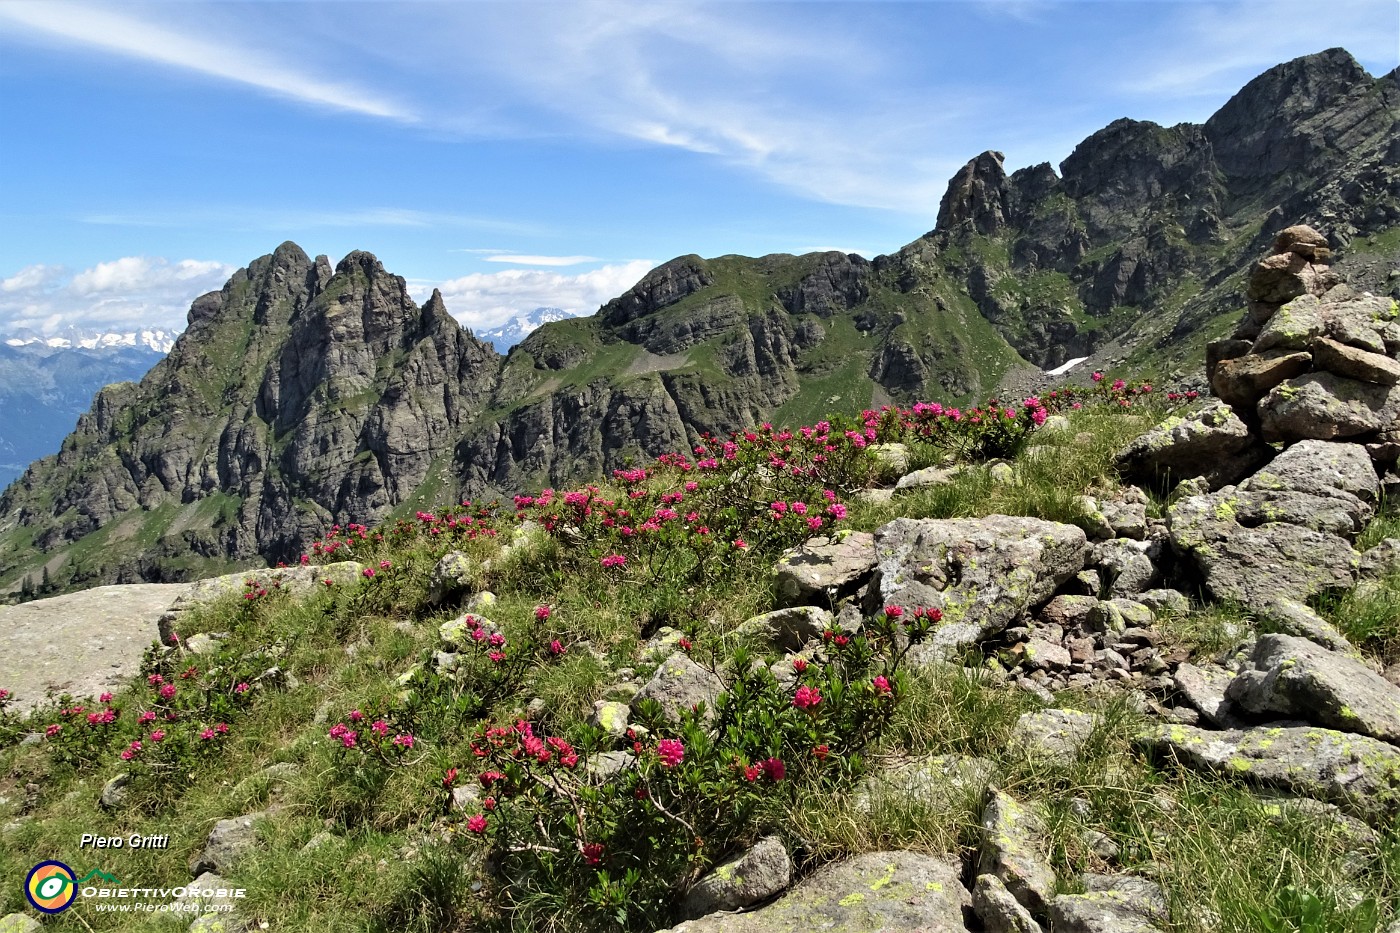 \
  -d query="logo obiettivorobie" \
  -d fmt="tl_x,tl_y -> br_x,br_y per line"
25,860 -> 77,913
